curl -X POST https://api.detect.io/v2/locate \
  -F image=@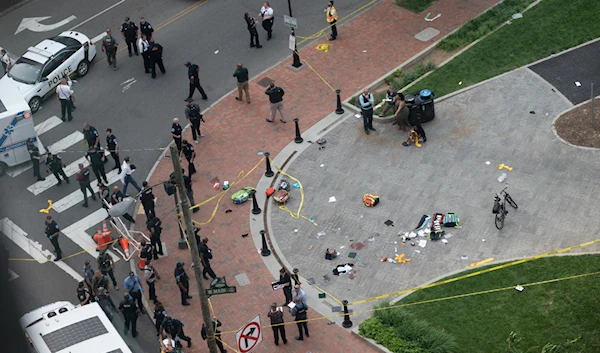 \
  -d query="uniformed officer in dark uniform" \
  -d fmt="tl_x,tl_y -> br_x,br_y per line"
139,17 -> 154,41
45,152 -> 69,185
119,292 -> 139,336
76,163 -> 97,208
163,316 -> 192,348
45,216 -> 62,261
83,123 -> 101,149
201,318 -> 226,353
77,281 -> 91,305
147,216 -> 164,259
111,185 -> 136,223
105,128 -> 121,173
85,146 -> 109,185
180,140 -> 196,177
198,237 -> 218,280
184,62 -> 208,101
140,181 -> 155,220
148,39 -> 165,79
185,98 -> 204,143
171,118 -> 183,151
183,170 -> 199,213
174,262 -> 192,306
27,139 -> 45,181
120,17 -> 139,57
